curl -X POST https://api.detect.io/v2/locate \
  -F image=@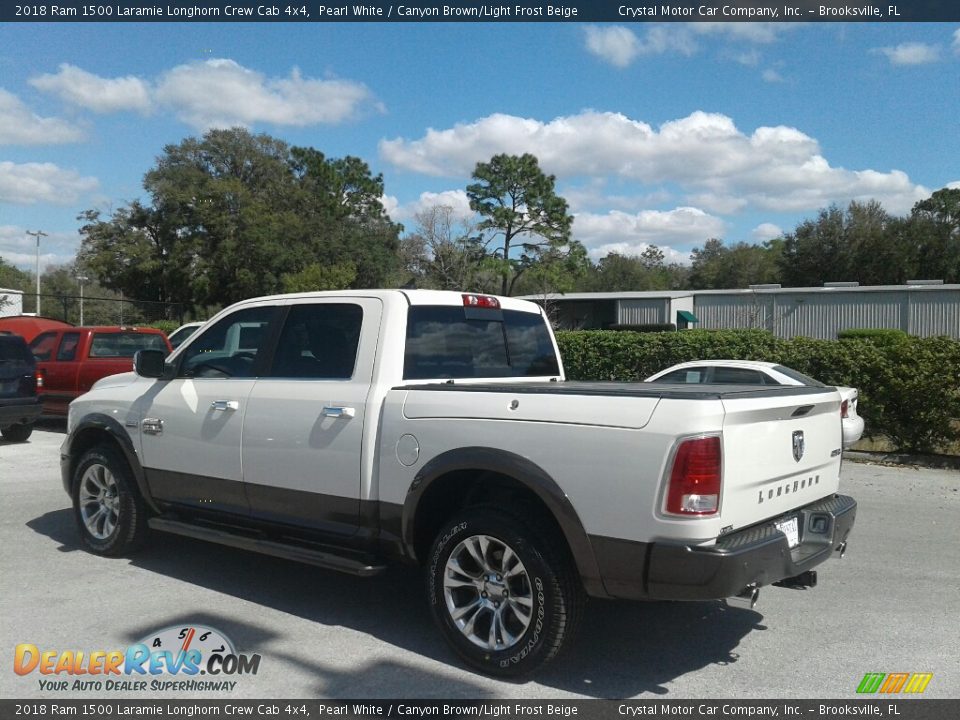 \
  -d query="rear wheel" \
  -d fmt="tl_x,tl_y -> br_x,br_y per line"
1,423 -> 33,442
72,445 -> 148,556
426,507 -> 584,677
